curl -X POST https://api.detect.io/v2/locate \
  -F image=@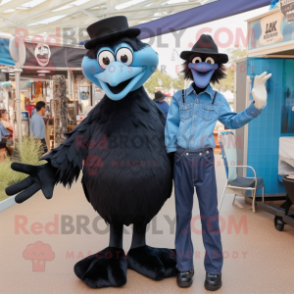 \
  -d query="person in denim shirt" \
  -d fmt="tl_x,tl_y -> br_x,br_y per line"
153,91 -> 170,117
0,120 -> 10,142
165,34 -> 271,290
